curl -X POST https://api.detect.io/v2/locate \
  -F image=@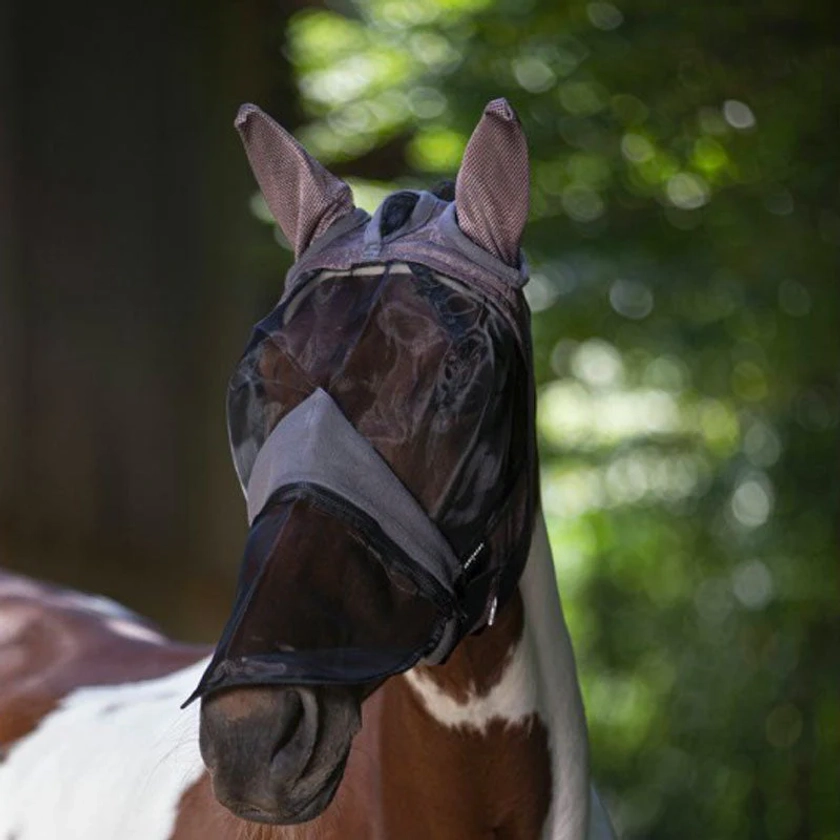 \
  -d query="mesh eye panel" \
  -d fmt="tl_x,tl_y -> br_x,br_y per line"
192,495 -> 447,696
229,264 -> 527,556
